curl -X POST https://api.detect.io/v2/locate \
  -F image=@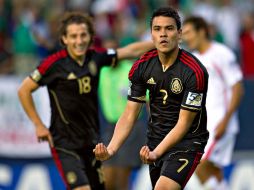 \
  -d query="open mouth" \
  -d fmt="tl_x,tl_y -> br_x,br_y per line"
160,40 -> 168,45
